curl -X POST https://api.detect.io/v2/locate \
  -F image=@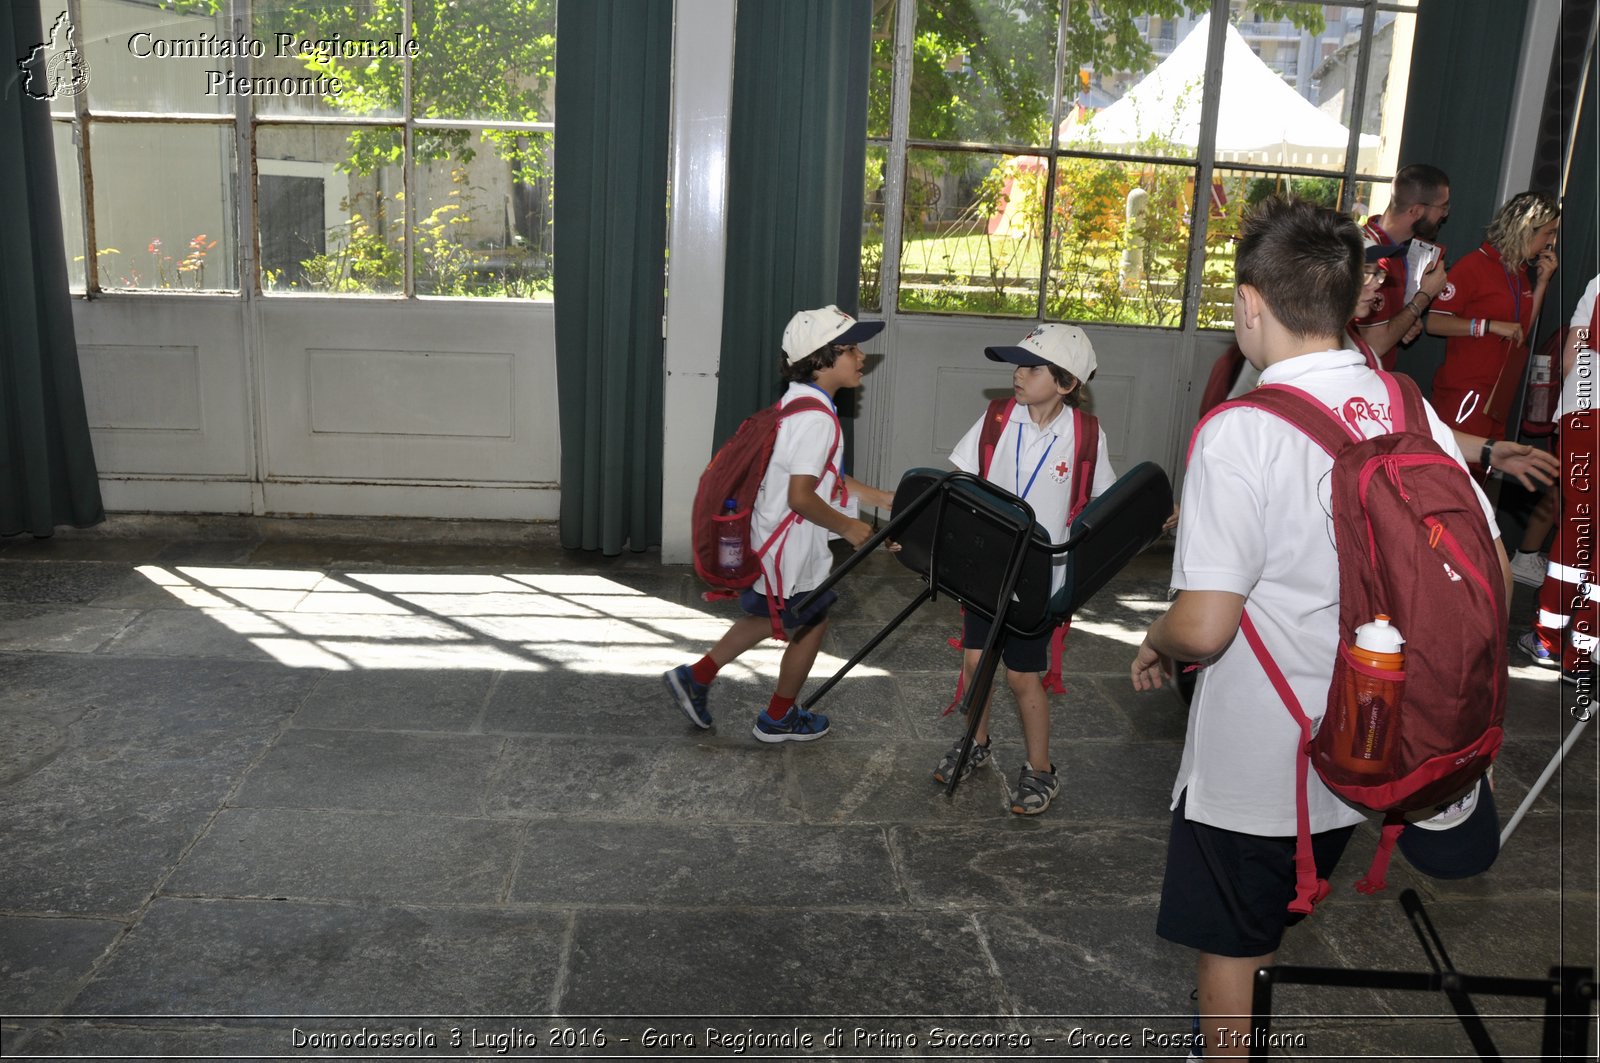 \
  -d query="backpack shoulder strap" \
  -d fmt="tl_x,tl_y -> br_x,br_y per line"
1216,383 -> 1362,458
1239,609 -> 1333,915
1382,371 -> 1428,435
1068,408 -> 1099,523
777,393 -> 847,504
978,398 -> 1016,478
